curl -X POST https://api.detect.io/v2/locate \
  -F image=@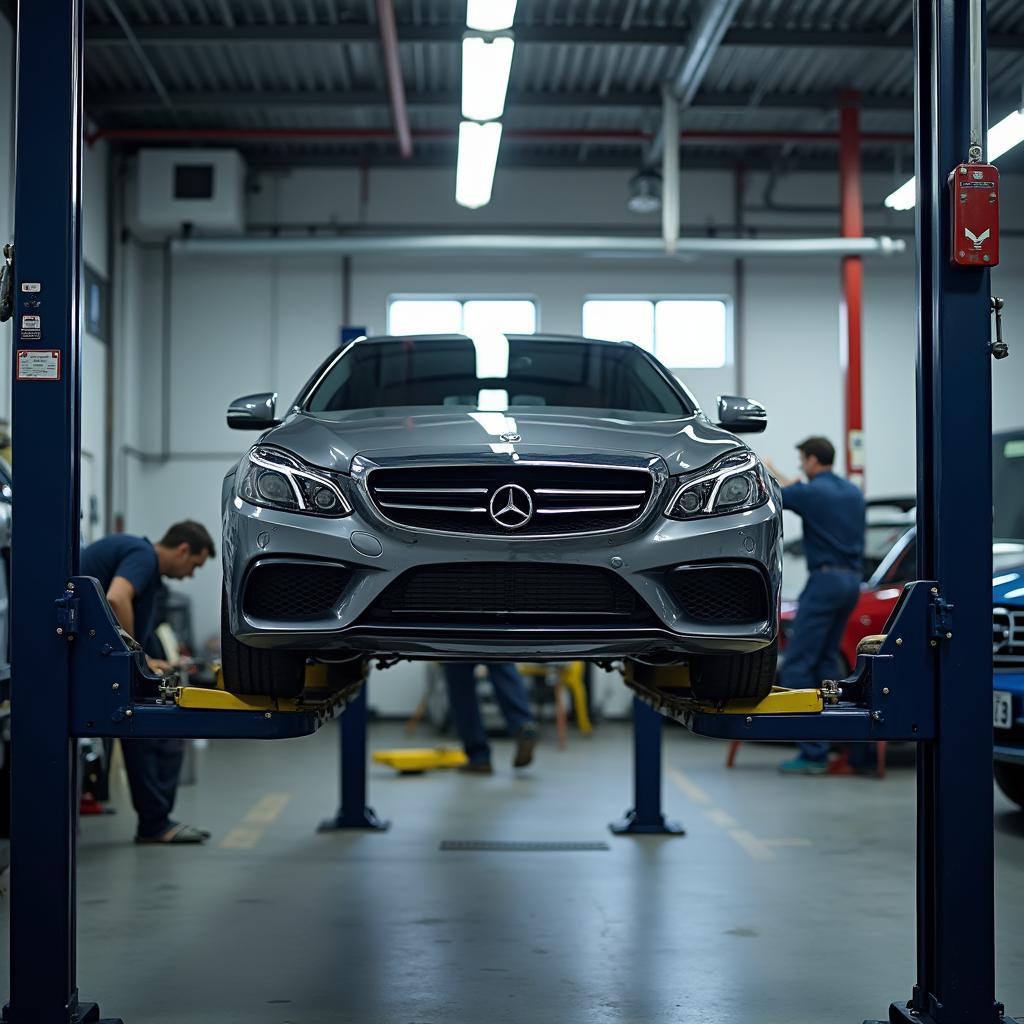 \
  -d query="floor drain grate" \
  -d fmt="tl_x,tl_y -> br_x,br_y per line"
440,840 -> 610,852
